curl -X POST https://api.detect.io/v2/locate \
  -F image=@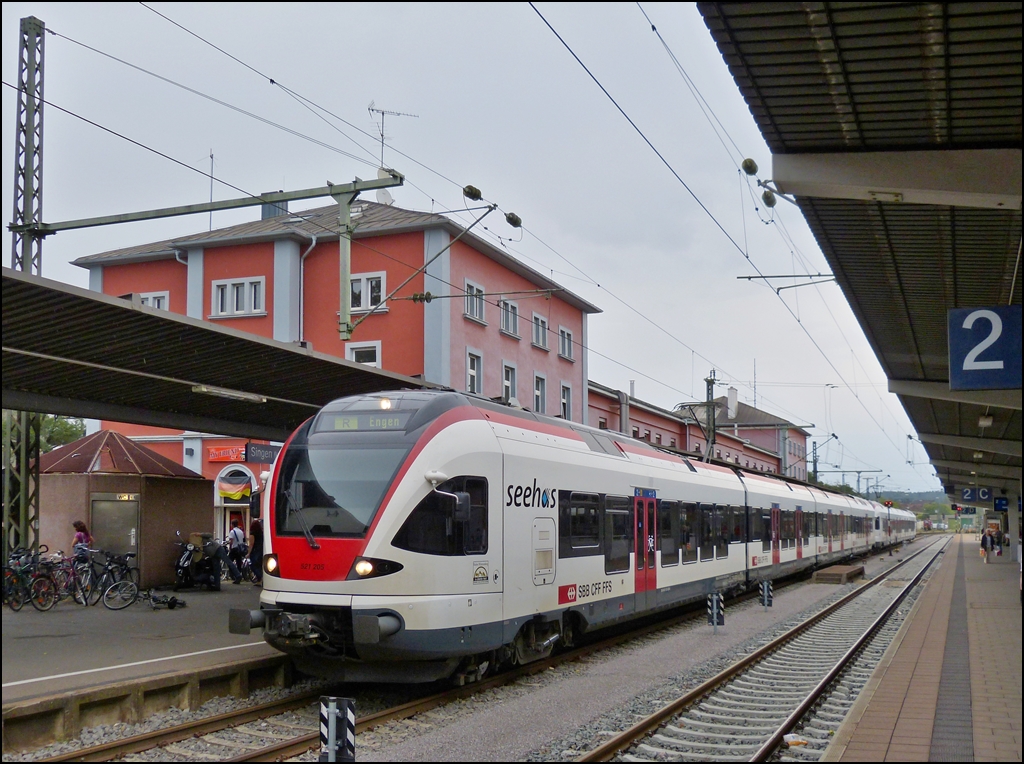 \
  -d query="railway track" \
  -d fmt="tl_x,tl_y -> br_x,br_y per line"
577,536 -> 947,762
35,546 -> 910,763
